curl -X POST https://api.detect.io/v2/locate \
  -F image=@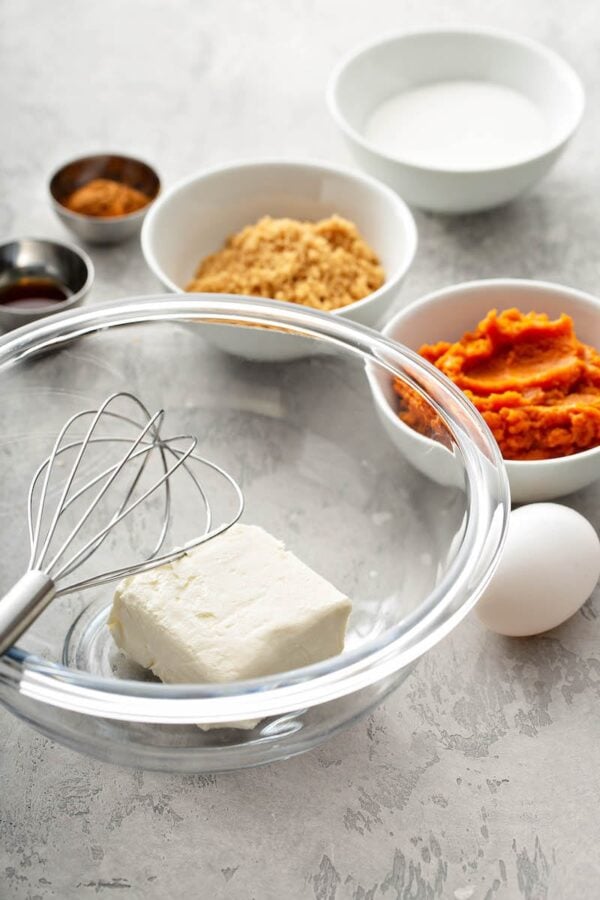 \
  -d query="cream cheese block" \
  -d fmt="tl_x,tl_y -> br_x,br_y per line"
108,524 -> 352,710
